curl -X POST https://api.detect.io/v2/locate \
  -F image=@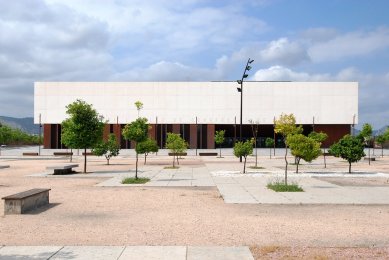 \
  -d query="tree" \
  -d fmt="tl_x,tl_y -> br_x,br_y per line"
274,113 -> 303,185
135,101 -> 143,118
358,123 -> 373,165
122,117 -> 149,179
214,130 -> 225,158
61,100 -> 104,173
308,131 -> 329,168
92,134 -> 120,165
329,134 -> 365,173
265,137 -> 275,159
233,140 -> 253,173
137,138 -> 159,164
287,134 -> 321,173
249,119 -> 259,167
166,133 -> 187,167
376,131 -> 389,157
